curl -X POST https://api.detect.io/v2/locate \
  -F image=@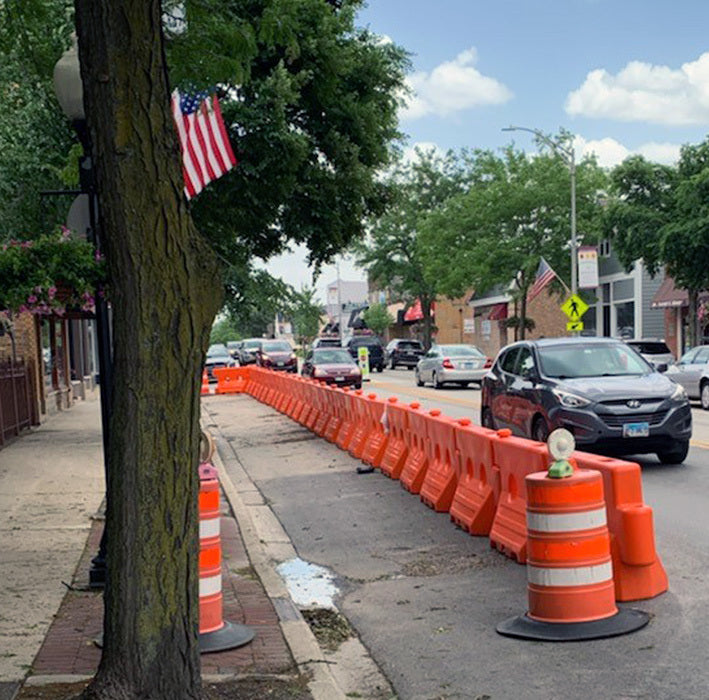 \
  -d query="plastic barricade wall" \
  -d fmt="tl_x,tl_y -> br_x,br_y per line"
419,410 -> 459,512
213,367 -> 250,395
323,388 -> 345,443
399,403 -> 430,494
361,395 -> 389,468
572,452 -> 668,601
489,430 -> 549,562
335,389 -> 359,451
379,398 -> 410,479
450,419 -> 499,535
348,393 -> 375,460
